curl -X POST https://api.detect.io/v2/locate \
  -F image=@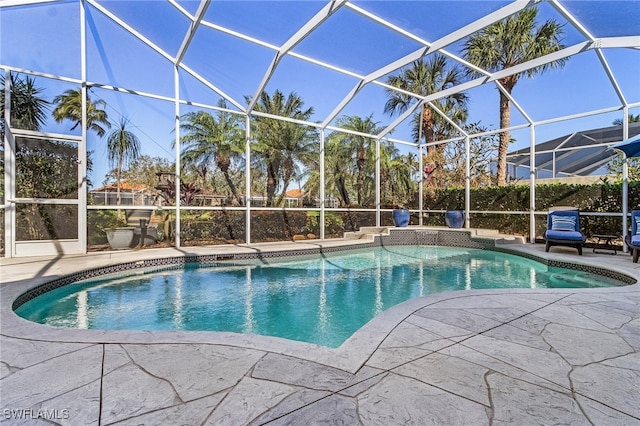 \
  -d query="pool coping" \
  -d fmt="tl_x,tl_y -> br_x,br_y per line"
2,228 -> 639,373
